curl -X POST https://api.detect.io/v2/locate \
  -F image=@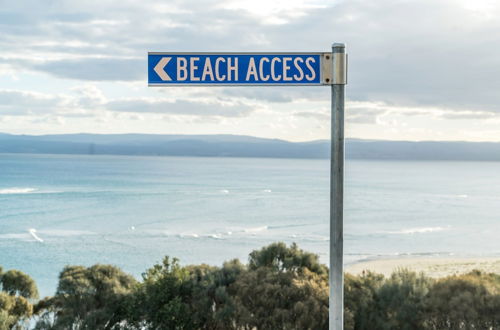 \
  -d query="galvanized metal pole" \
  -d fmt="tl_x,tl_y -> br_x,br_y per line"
330,43 -> 346,330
